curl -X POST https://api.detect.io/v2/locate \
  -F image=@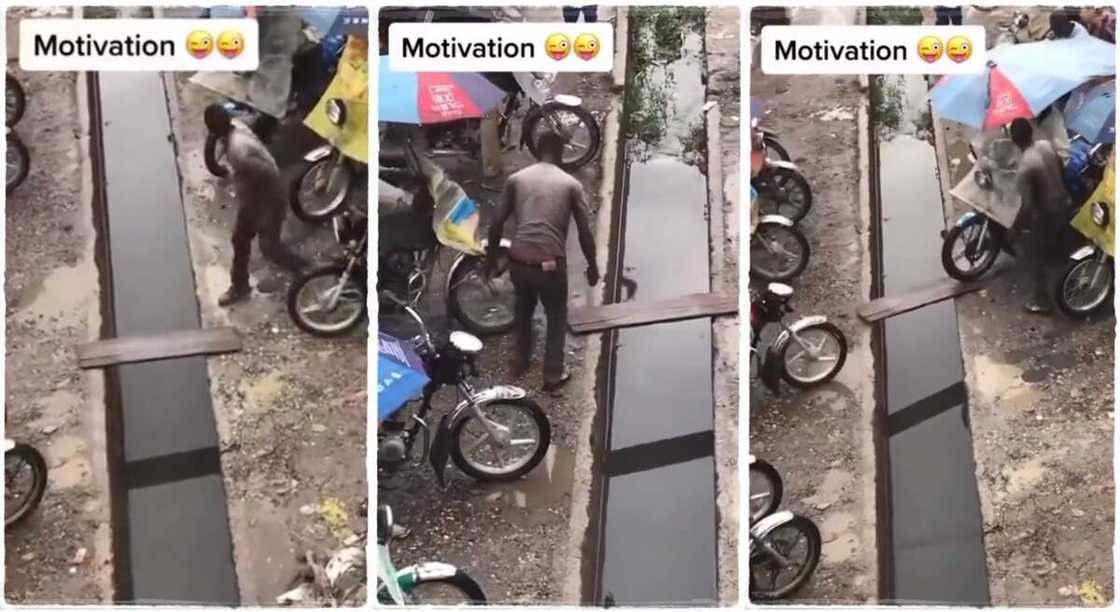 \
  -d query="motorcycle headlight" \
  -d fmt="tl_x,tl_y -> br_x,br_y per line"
1092,202 -> 1109,227
327,98 -> 346,126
